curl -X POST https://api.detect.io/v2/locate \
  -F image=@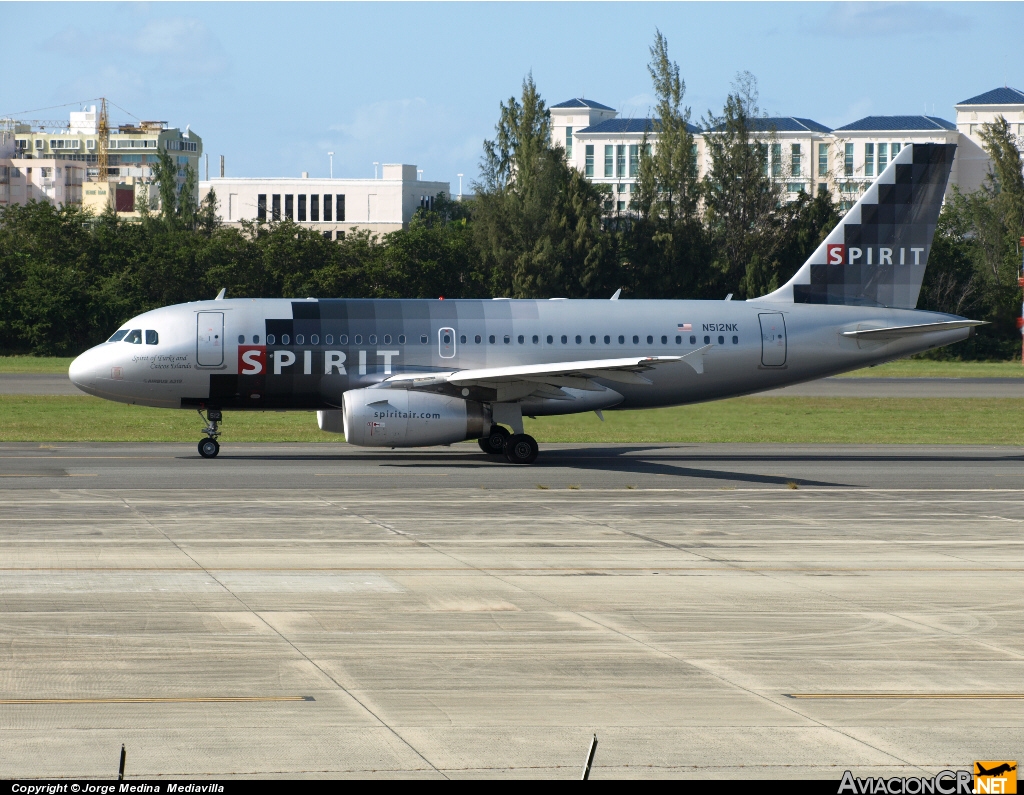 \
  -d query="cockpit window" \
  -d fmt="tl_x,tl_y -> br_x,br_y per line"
124,329 -> 142,344
108,330 -> 129,342
145,330 -> 158,345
